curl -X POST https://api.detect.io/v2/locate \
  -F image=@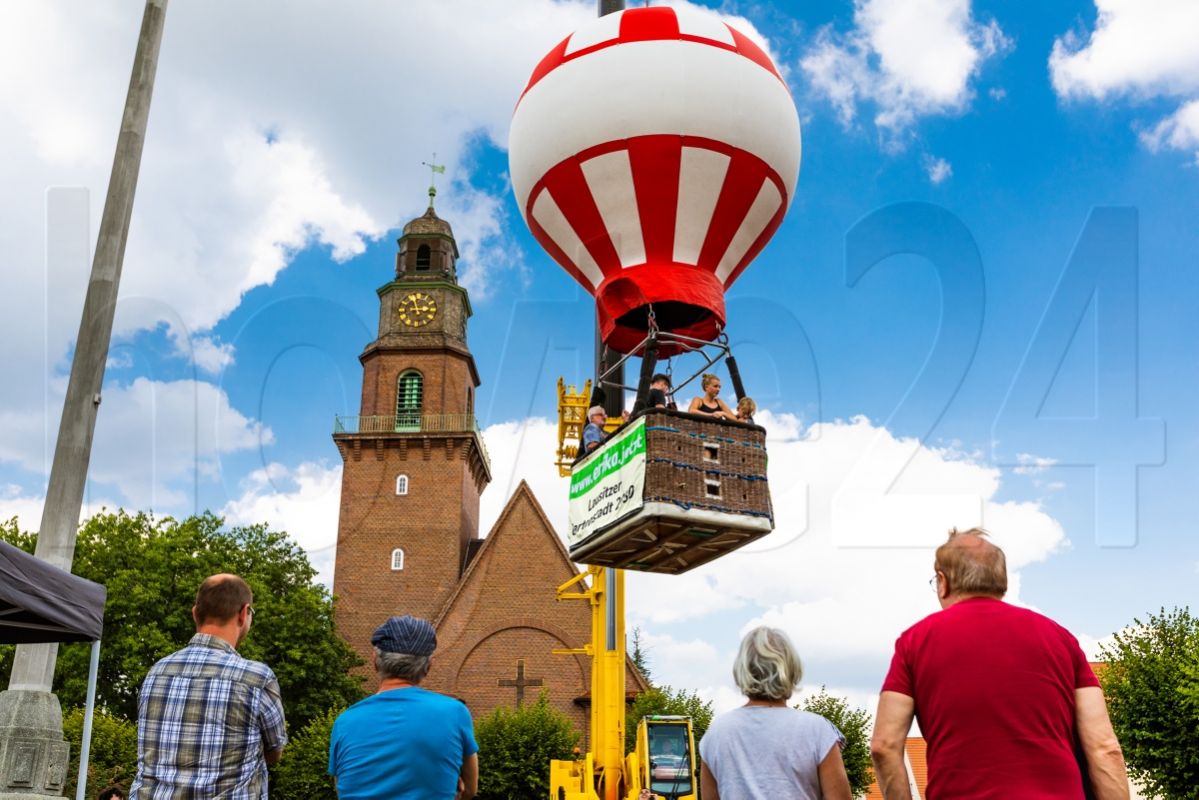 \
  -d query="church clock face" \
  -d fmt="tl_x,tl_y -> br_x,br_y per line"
396,292 -> 437,328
